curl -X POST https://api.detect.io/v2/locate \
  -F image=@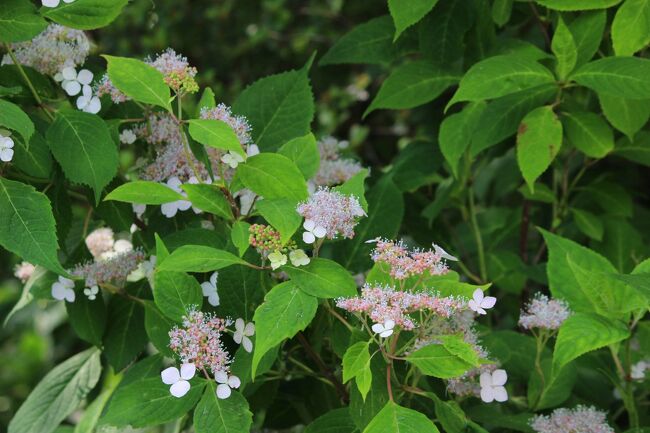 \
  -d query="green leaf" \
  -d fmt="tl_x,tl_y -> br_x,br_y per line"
528,358 -> 576,410
103,55 -> 171,110
419,0 -> 474,65
0,98 -> 34,142
333,168 -> 369,212
231,221 -> 250,257
388,0 -> 440,39
255,198 -> 302,244
448,56 -> 555,108
8,348 -> 101,433
320,16 -> 396,66
305,408 -> 358,433
237,153 -> 308,201
562,111 -> 613,158
74,386 -> 116,433
12,132 -> 52,179
350,357 -> 389,430
284,258 -> 357,298
188,119 -> 245,158
551,17 -> 577,80
159,245 -> 248,272
426,393 -> 468,433
103,288 -> 148,371
364,401 -> 440,433
0,0 -> 47,43
41,0 -> 128,30
599,94 -> 650,140
406,336 -> 479,378
278,133 -> 320,179
102,369 -> 204,427
612,0 -> 650,55
516,106 -> 562,191
143,301 -> 175,357
553,313 -> 630,373
343,341 -> 371,383
0,178 -> 67,275
234,68 -> 314,151
572,57 -> 650,99
492,0 -> 513,26
616,130 -> 650,166
571,208 -> 604,241
195,384 -> 253,433
535,0 -> 622,10
218,265 -> 266,322
252,281 -> 318,376
46,110 -> 118,203
66,293 -> 106,346
470,84 -> 556,155
439,102 -> 486,177
569,10 -> 606,67
105,180 -> 184,205
153,271 -> 203,321
365,61 -> 459,116
197,87 -> 216,112
181,183 -> 233,220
